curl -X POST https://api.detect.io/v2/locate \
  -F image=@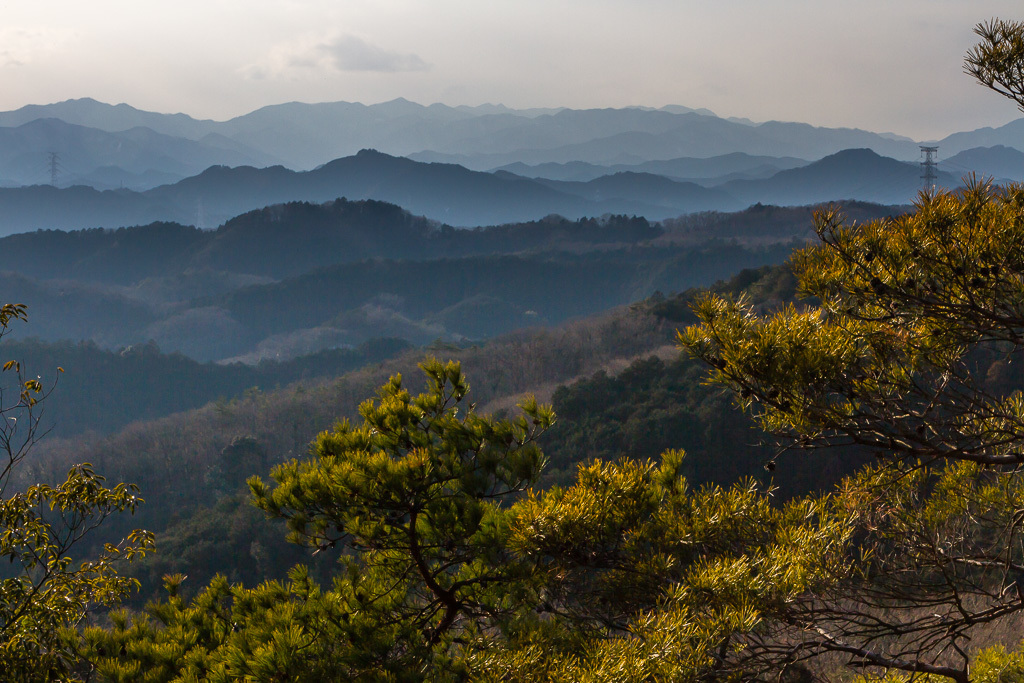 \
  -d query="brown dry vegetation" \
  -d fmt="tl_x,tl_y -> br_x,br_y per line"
20,302 -> 674,537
